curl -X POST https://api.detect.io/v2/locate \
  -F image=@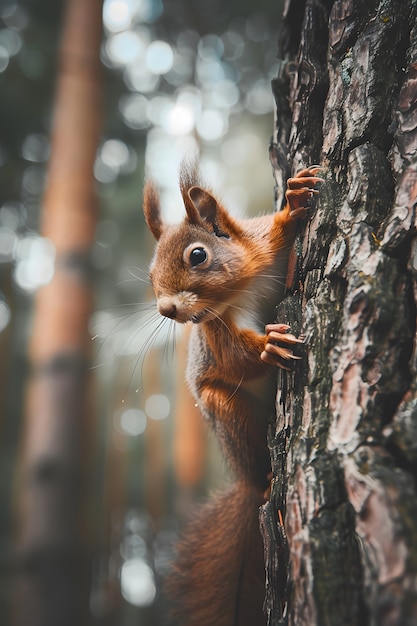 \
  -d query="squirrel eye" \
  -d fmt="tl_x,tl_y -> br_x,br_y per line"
189,247 -> 207,267
183,242 -> 211,268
